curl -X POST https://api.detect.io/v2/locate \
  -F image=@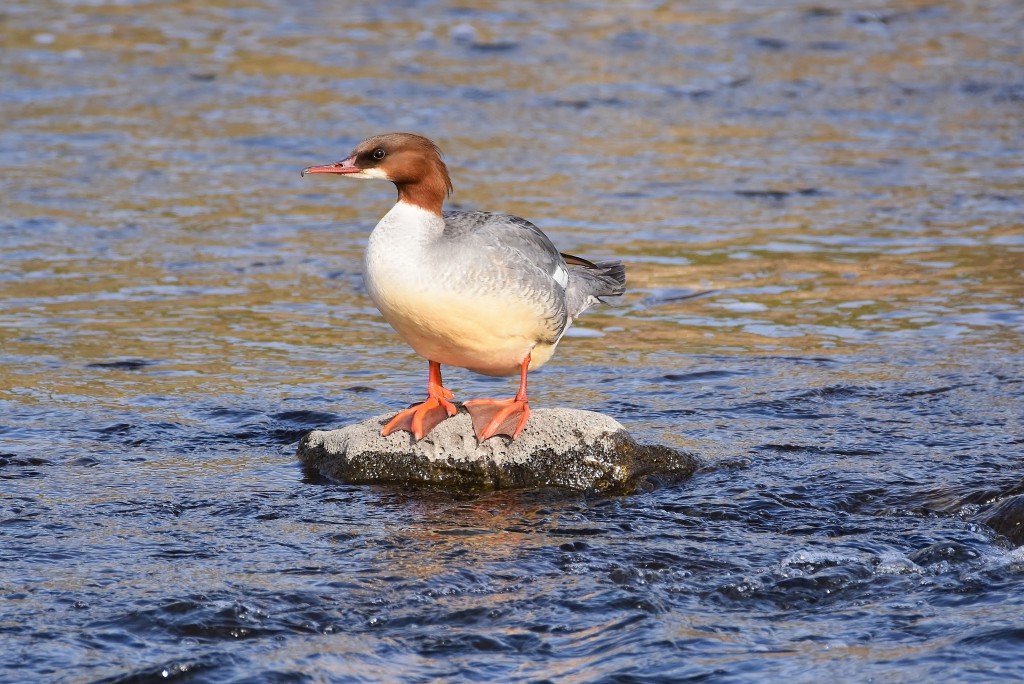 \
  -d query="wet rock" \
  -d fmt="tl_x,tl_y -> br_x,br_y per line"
297,408 -> 699,494
974,495 -> 1024,547
908,541 -> 980,566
